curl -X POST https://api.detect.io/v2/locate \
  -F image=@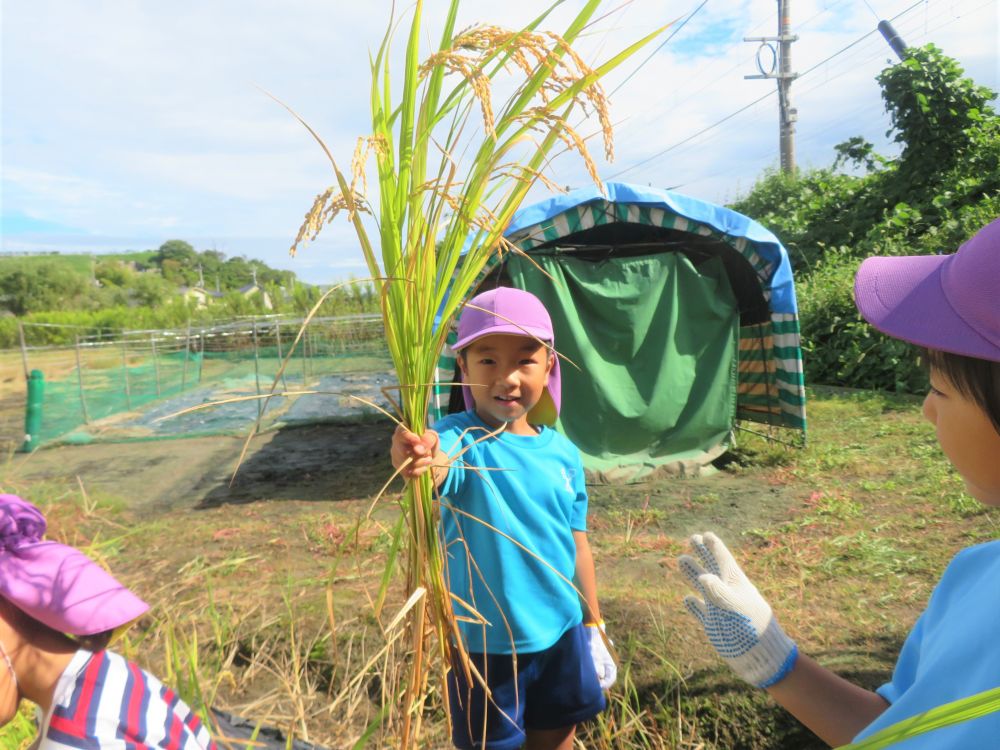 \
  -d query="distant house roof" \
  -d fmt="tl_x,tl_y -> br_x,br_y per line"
237,282 -> 273,310
181,285 -> 224,299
